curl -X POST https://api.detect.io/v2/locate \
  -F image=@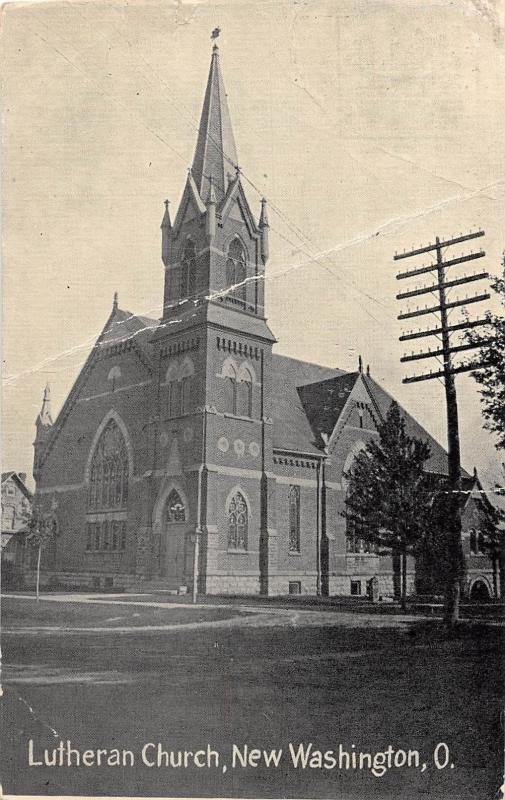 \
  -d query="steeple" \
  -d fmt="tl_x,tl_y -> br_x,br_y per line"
159,42 -> 275,335
191,44 -> 239,202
